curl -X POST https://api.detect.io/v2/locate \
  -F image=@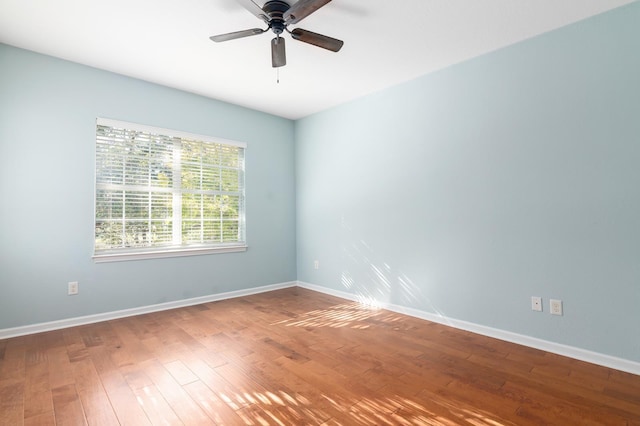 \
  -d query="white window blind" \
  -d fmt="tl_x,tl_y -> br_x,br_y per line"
94,118 -> 246,261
